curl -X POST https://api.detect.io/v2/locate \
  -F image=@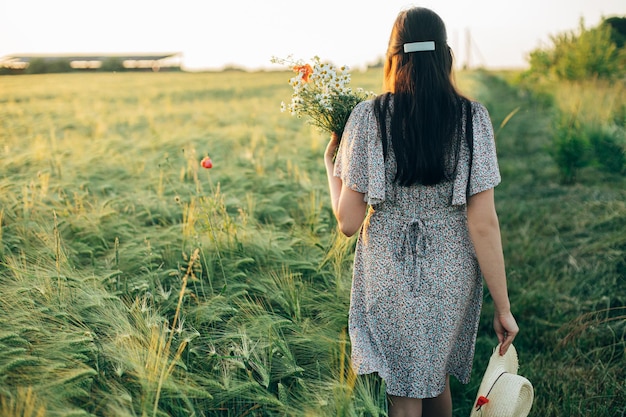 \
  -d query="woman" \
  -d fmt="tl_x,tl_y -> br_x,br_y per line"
324,7 -> 519,417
